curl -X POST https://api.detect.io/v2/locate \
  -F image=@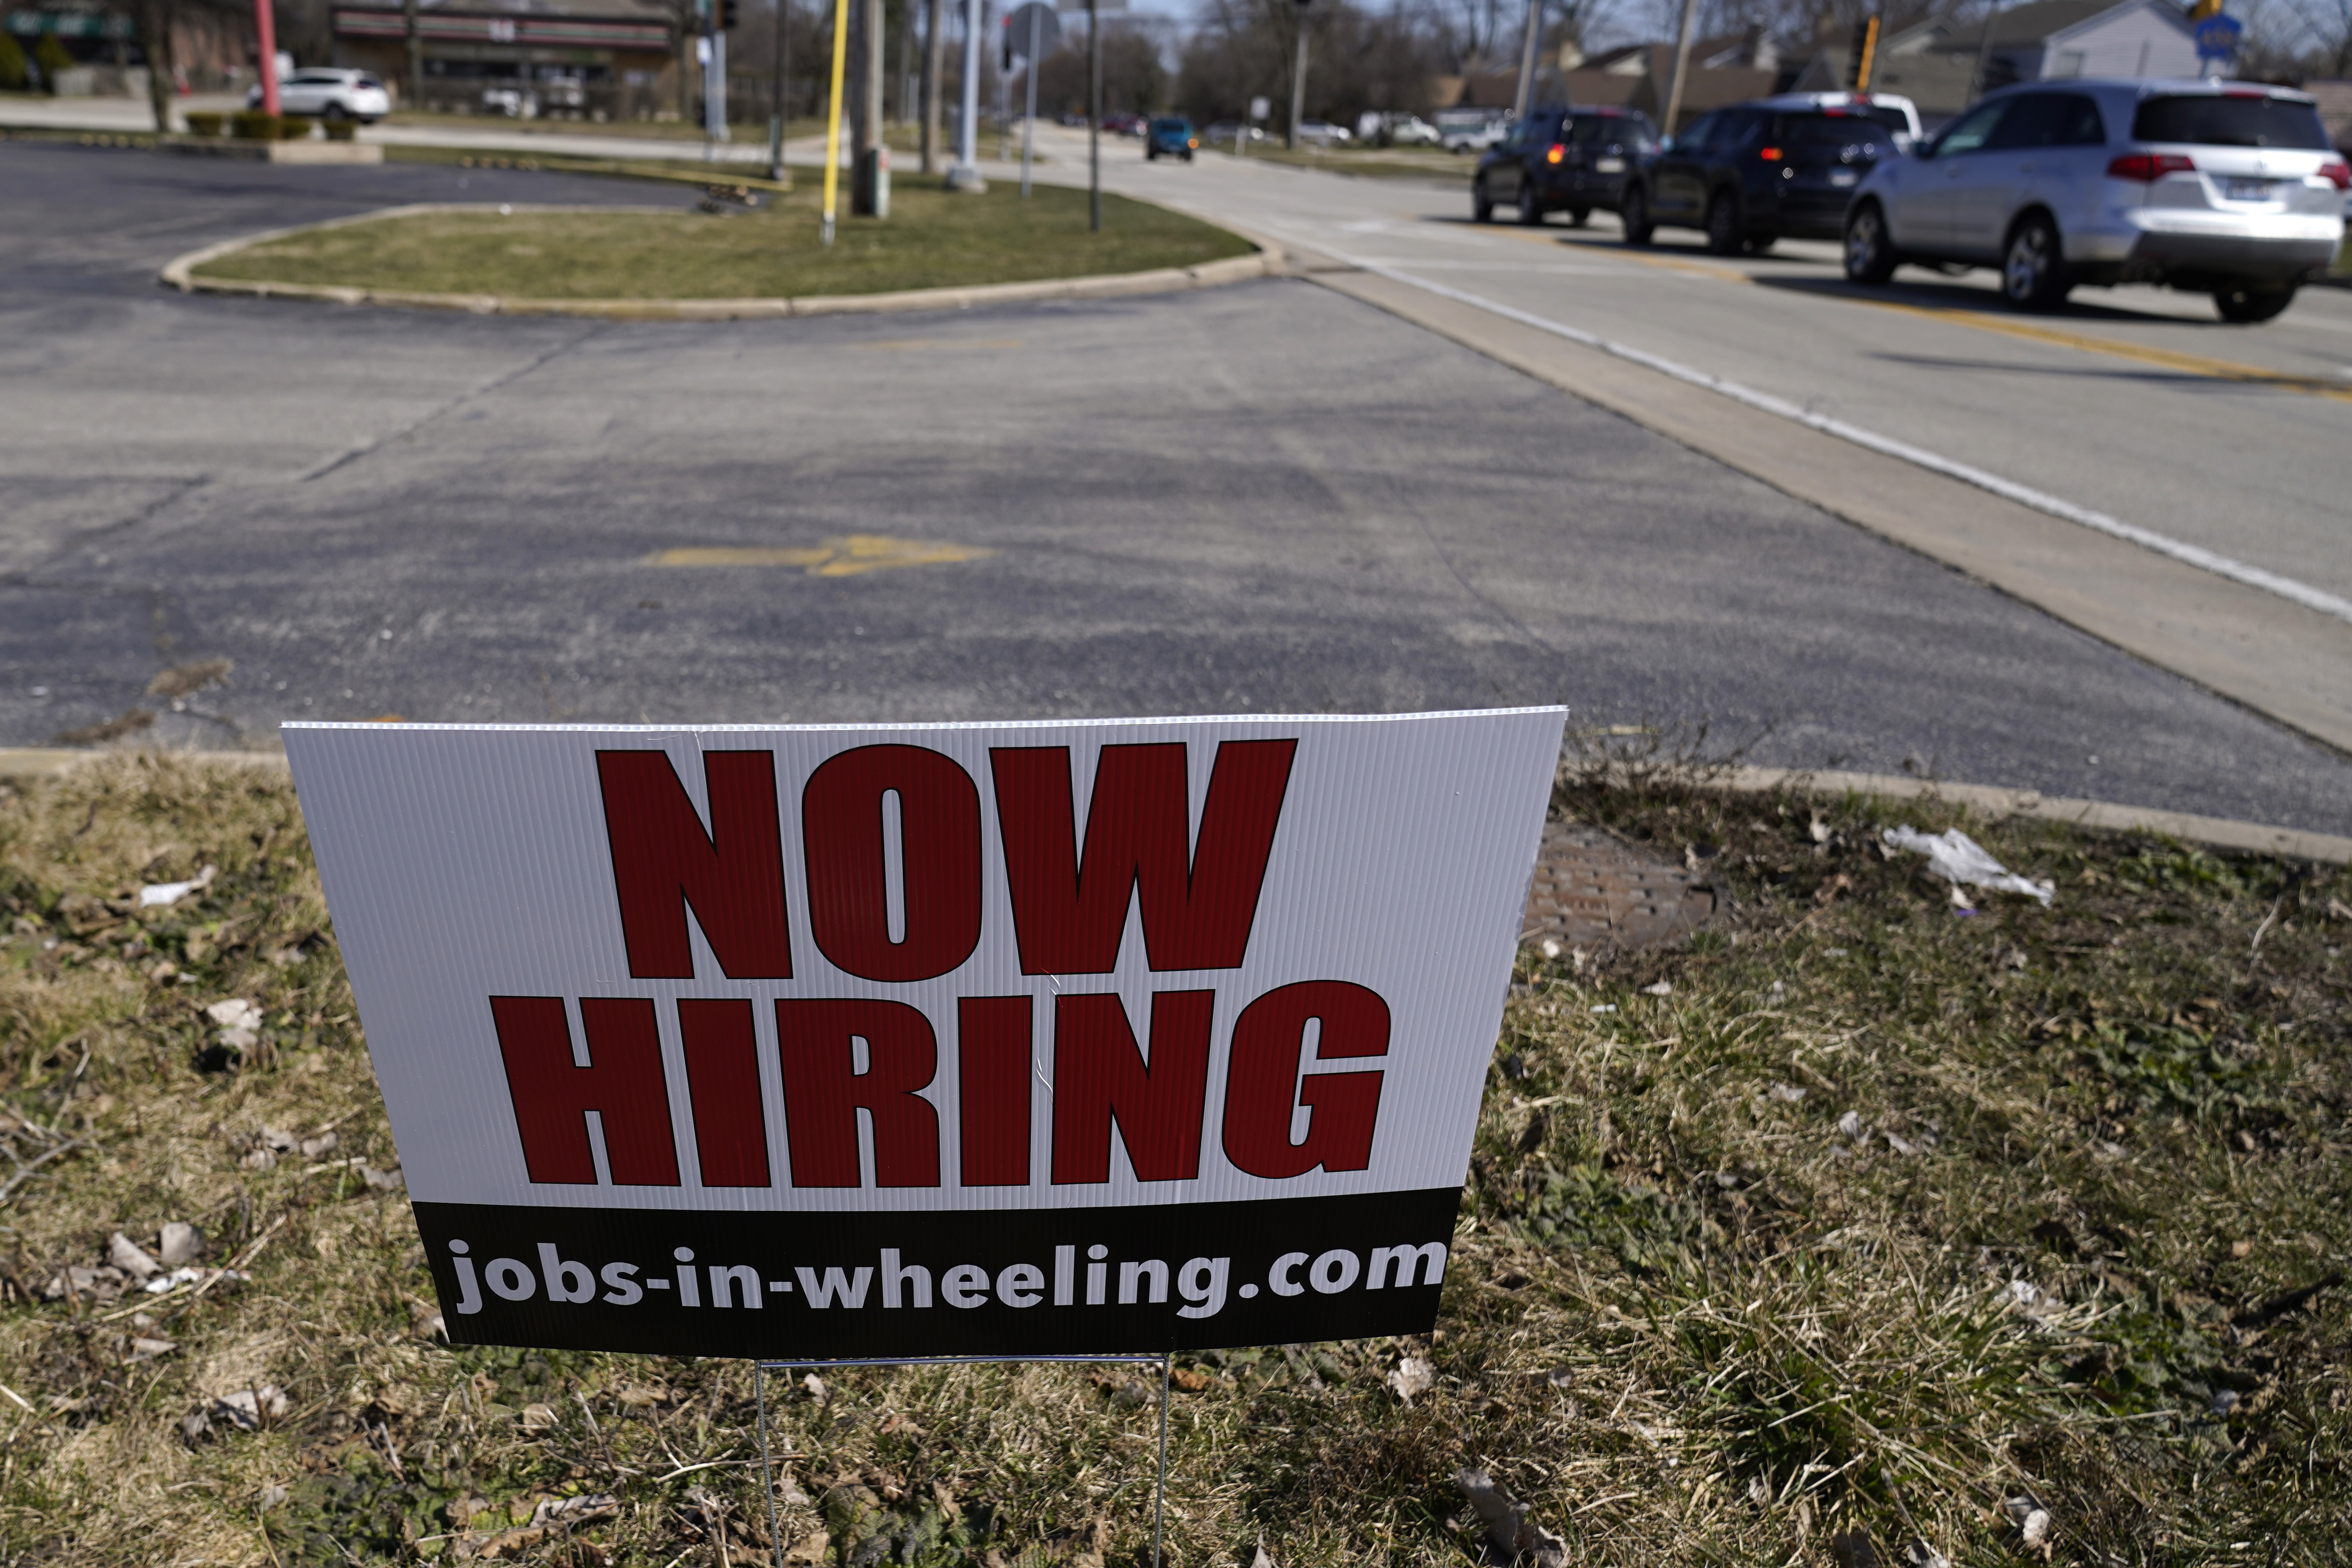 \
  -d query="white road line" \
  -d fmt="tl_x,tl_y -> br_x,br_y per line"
1340,259 -> 2352,628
